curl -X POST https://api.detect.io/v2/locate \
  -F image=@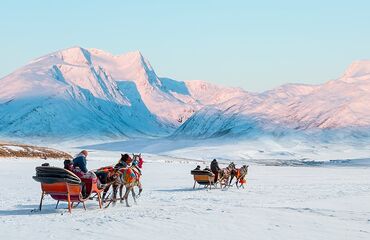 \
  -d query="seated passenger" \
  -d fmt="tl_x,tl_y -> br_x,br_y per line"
64,159 -> 84,178
63,159 -> 73,171
72,150 -> 106,183
203,166 -> 211,172
194,165 -> 201,170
